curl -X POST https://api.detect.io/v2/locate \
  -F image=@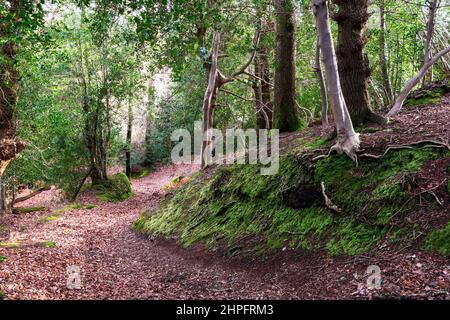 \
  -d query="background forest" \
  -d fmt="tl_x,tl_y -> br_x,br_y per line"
2,0 -> 449,197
